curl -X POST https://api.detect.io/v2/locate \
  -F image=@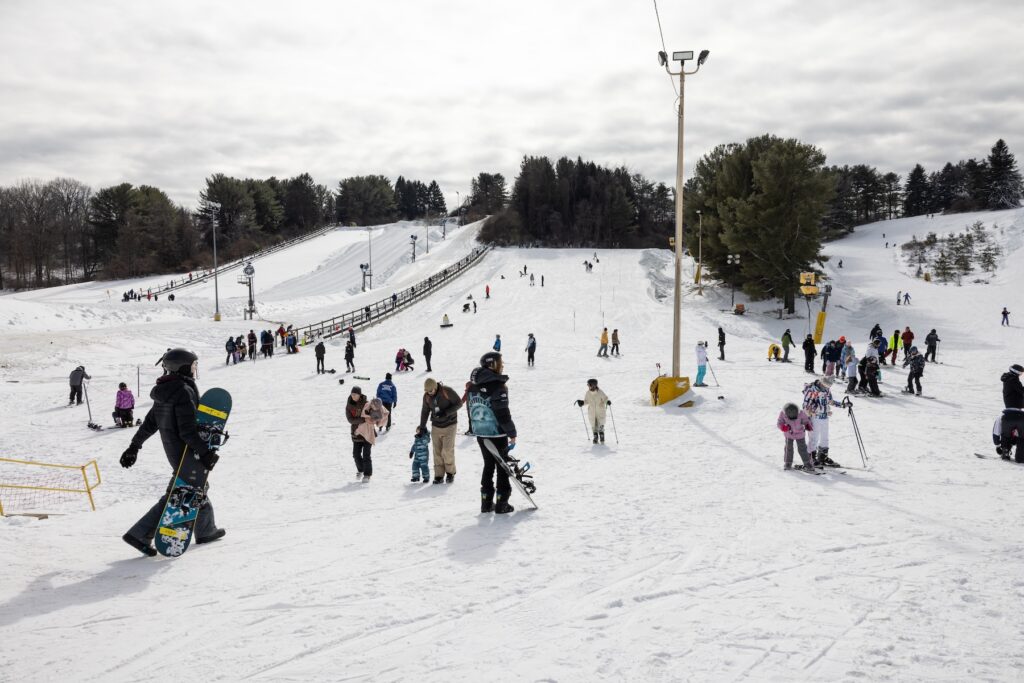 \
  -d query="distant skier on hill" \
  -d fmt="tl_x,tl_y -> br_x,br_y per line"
781,329 -> 793,362
902,347 -> 926,396
344,340 -> 355,372
802,334 -> 817,373
695,342 -> 709,386
68,365 -> 90,405
1002,308 -> 1010,326
576,378 -> 610,444
611,329 -> 620,356
924,329 -> 940,362
903,292 -> 911,305
525,333 -> 536,367
717,327 -> 726,361
597,328 -> 609,357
